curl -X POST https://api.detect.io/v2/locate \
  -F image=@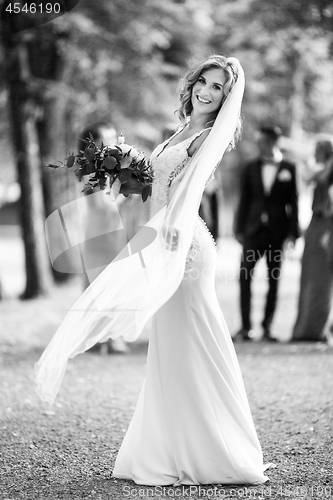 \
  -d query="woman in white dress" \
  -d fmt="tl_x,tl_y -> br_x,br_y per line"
35,55 -> 272,486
